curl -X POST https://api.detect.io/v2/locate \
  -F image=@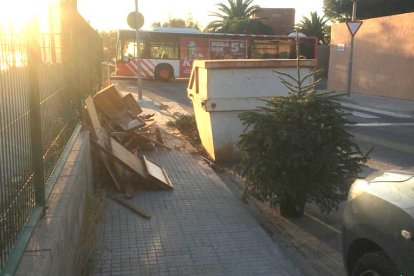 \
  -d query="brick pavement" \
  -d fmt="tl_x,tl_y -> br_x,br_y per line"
92,97 -> 304,275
